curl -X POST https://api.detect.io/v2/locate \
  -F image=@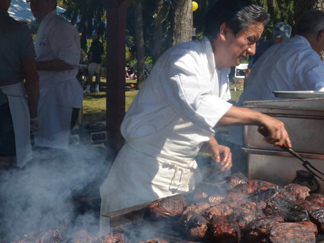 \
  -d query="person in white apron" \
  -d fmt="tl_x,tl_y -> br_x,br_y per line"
100,0 -> 292,236
30,0 -> 83,150
0,0 -> 39,169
